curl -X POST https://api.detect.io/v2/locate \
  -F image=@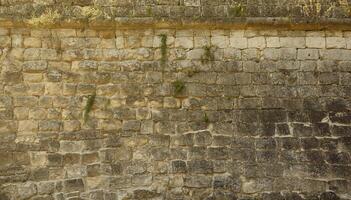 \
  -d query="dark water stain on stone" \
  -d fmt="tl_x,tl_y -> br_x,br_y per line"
326,99 -> 347,112
320,191 -> 340,200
